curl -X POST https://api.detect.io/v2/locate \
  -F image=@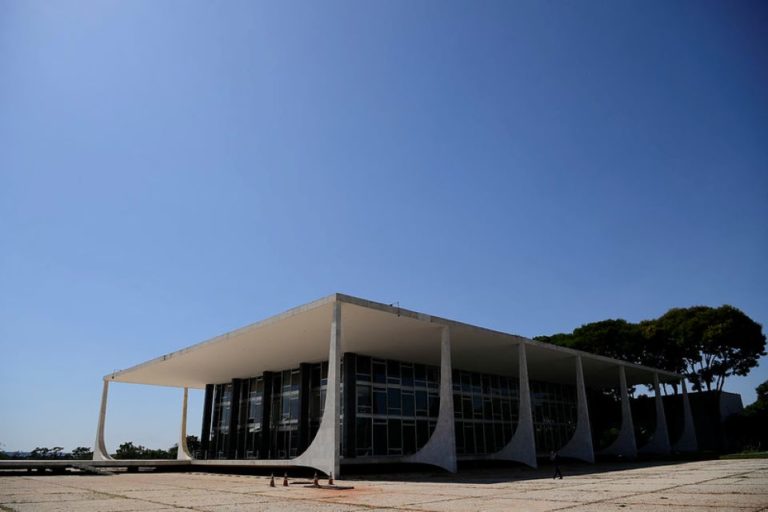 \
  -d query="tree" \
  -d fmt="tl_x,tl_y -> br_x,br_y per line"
186,435 -> 201,456
637,318 -> 691,375
654,305 -> 766,392
536,319 -> 681,373
533,332 -> 575,348
113,441 -> 172,460
744,379 -> 768,415
71,447 -> 93,460
113,442 -> 143,459
571,319 -> 647,363
29,446 -> 63,459
537,304 -> 765,394
30,447 -> 50,459
168,435 -> 201,459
